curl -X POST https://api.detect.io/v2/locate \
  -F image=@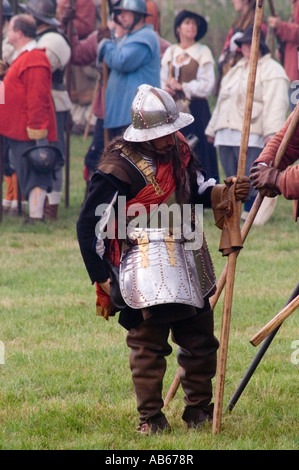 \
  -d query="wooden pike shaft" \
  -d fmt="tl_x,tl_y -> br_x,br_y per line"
0,0 -> 3,223
164,102 -> 299,410
212,0 -> 265,435
84,1 -> 109,143
250,295 -> 299,347
101,0 -> 109,148
64,0 -> 76,208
